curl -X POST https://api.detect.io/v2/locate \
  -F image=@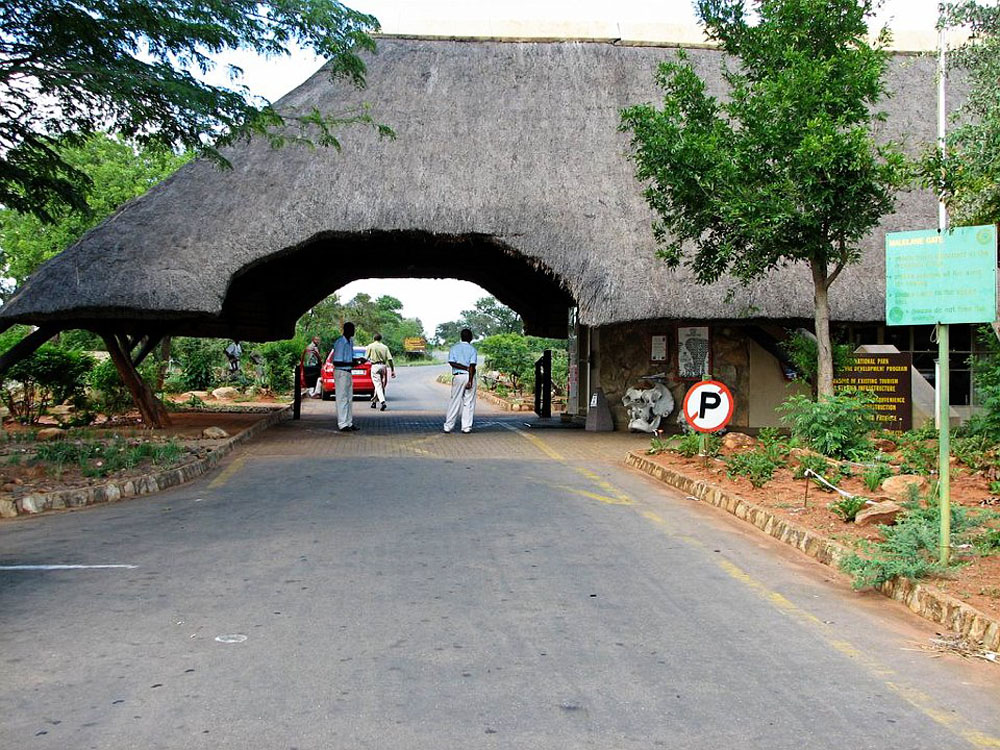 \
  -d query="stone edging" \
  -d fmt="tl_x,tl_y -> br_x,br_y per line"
625,451 -> 1000,651
1,406 -> 292,519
